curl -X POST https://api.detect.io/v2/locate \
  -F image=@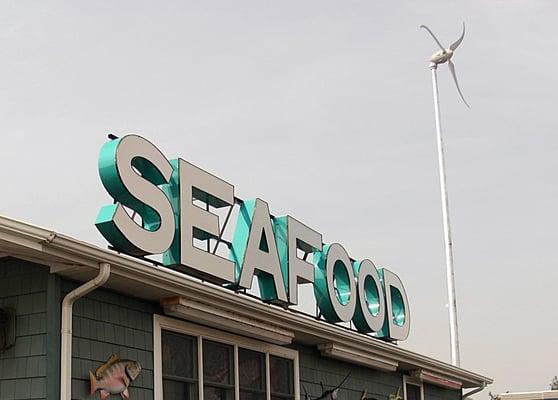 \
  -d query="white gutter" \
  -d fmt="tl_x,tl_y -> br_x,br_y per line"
463,383 -> 487,400
60,262 -> 111,400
